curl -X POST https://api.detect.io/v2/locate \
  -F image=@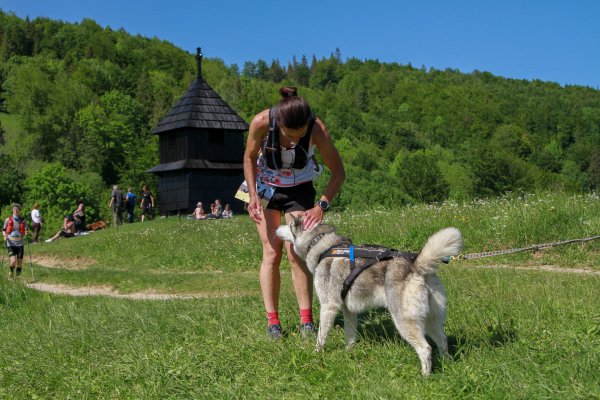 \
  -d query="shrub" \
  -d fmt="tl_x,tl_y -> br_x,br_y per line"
23,162 -> 98,232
